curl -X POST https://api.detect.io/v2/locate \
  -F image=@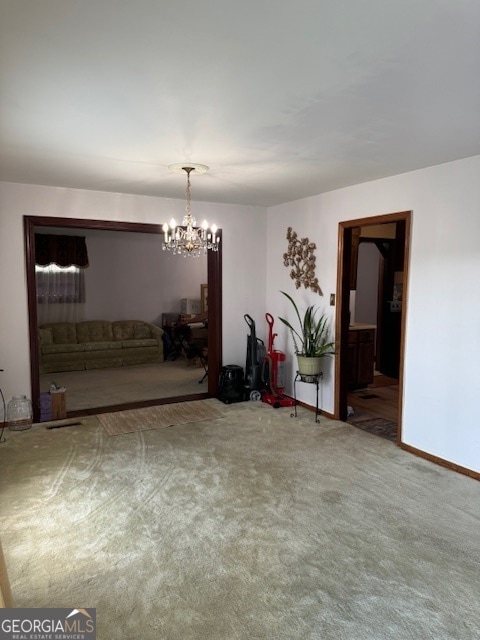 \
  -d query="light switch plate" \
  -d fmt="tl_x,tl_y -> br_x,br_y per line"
388,300 -> 402,312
